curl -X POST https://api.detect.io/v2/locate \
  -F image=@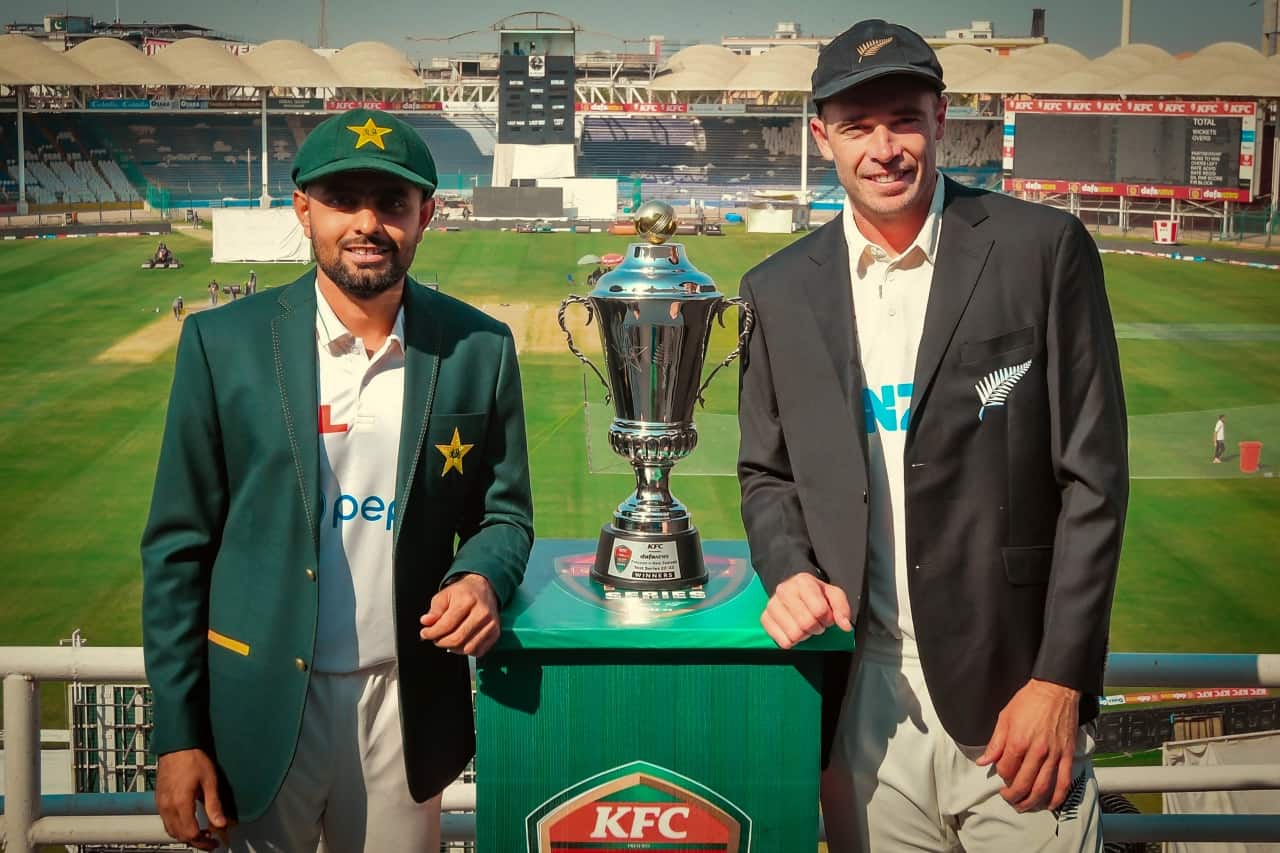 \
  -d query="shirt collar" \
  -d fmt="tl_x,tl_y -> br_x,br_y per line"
315,280 -> 405,351
842,170 -> 946,267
